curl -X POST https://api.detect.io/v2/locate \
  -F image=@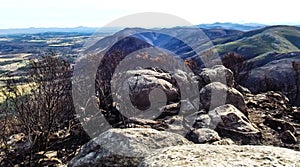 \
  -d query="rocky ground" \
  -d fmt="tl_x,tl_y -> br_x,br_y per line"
1,65 -> 300,166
